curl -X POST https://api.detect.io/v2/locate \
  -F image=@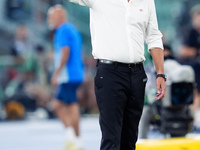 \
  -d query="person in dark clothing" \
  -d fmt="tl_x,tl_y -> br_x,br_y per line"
179,5 -> 200,112
180,5 -> 200,58
163,45 -> 174,60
